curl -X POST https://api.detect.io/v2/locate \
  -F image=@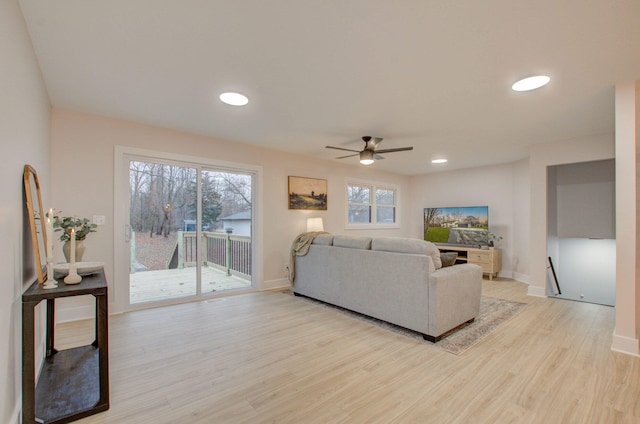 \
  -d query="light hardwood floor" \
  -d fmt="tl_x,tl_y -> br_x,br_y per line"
55,279 -> 640,424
